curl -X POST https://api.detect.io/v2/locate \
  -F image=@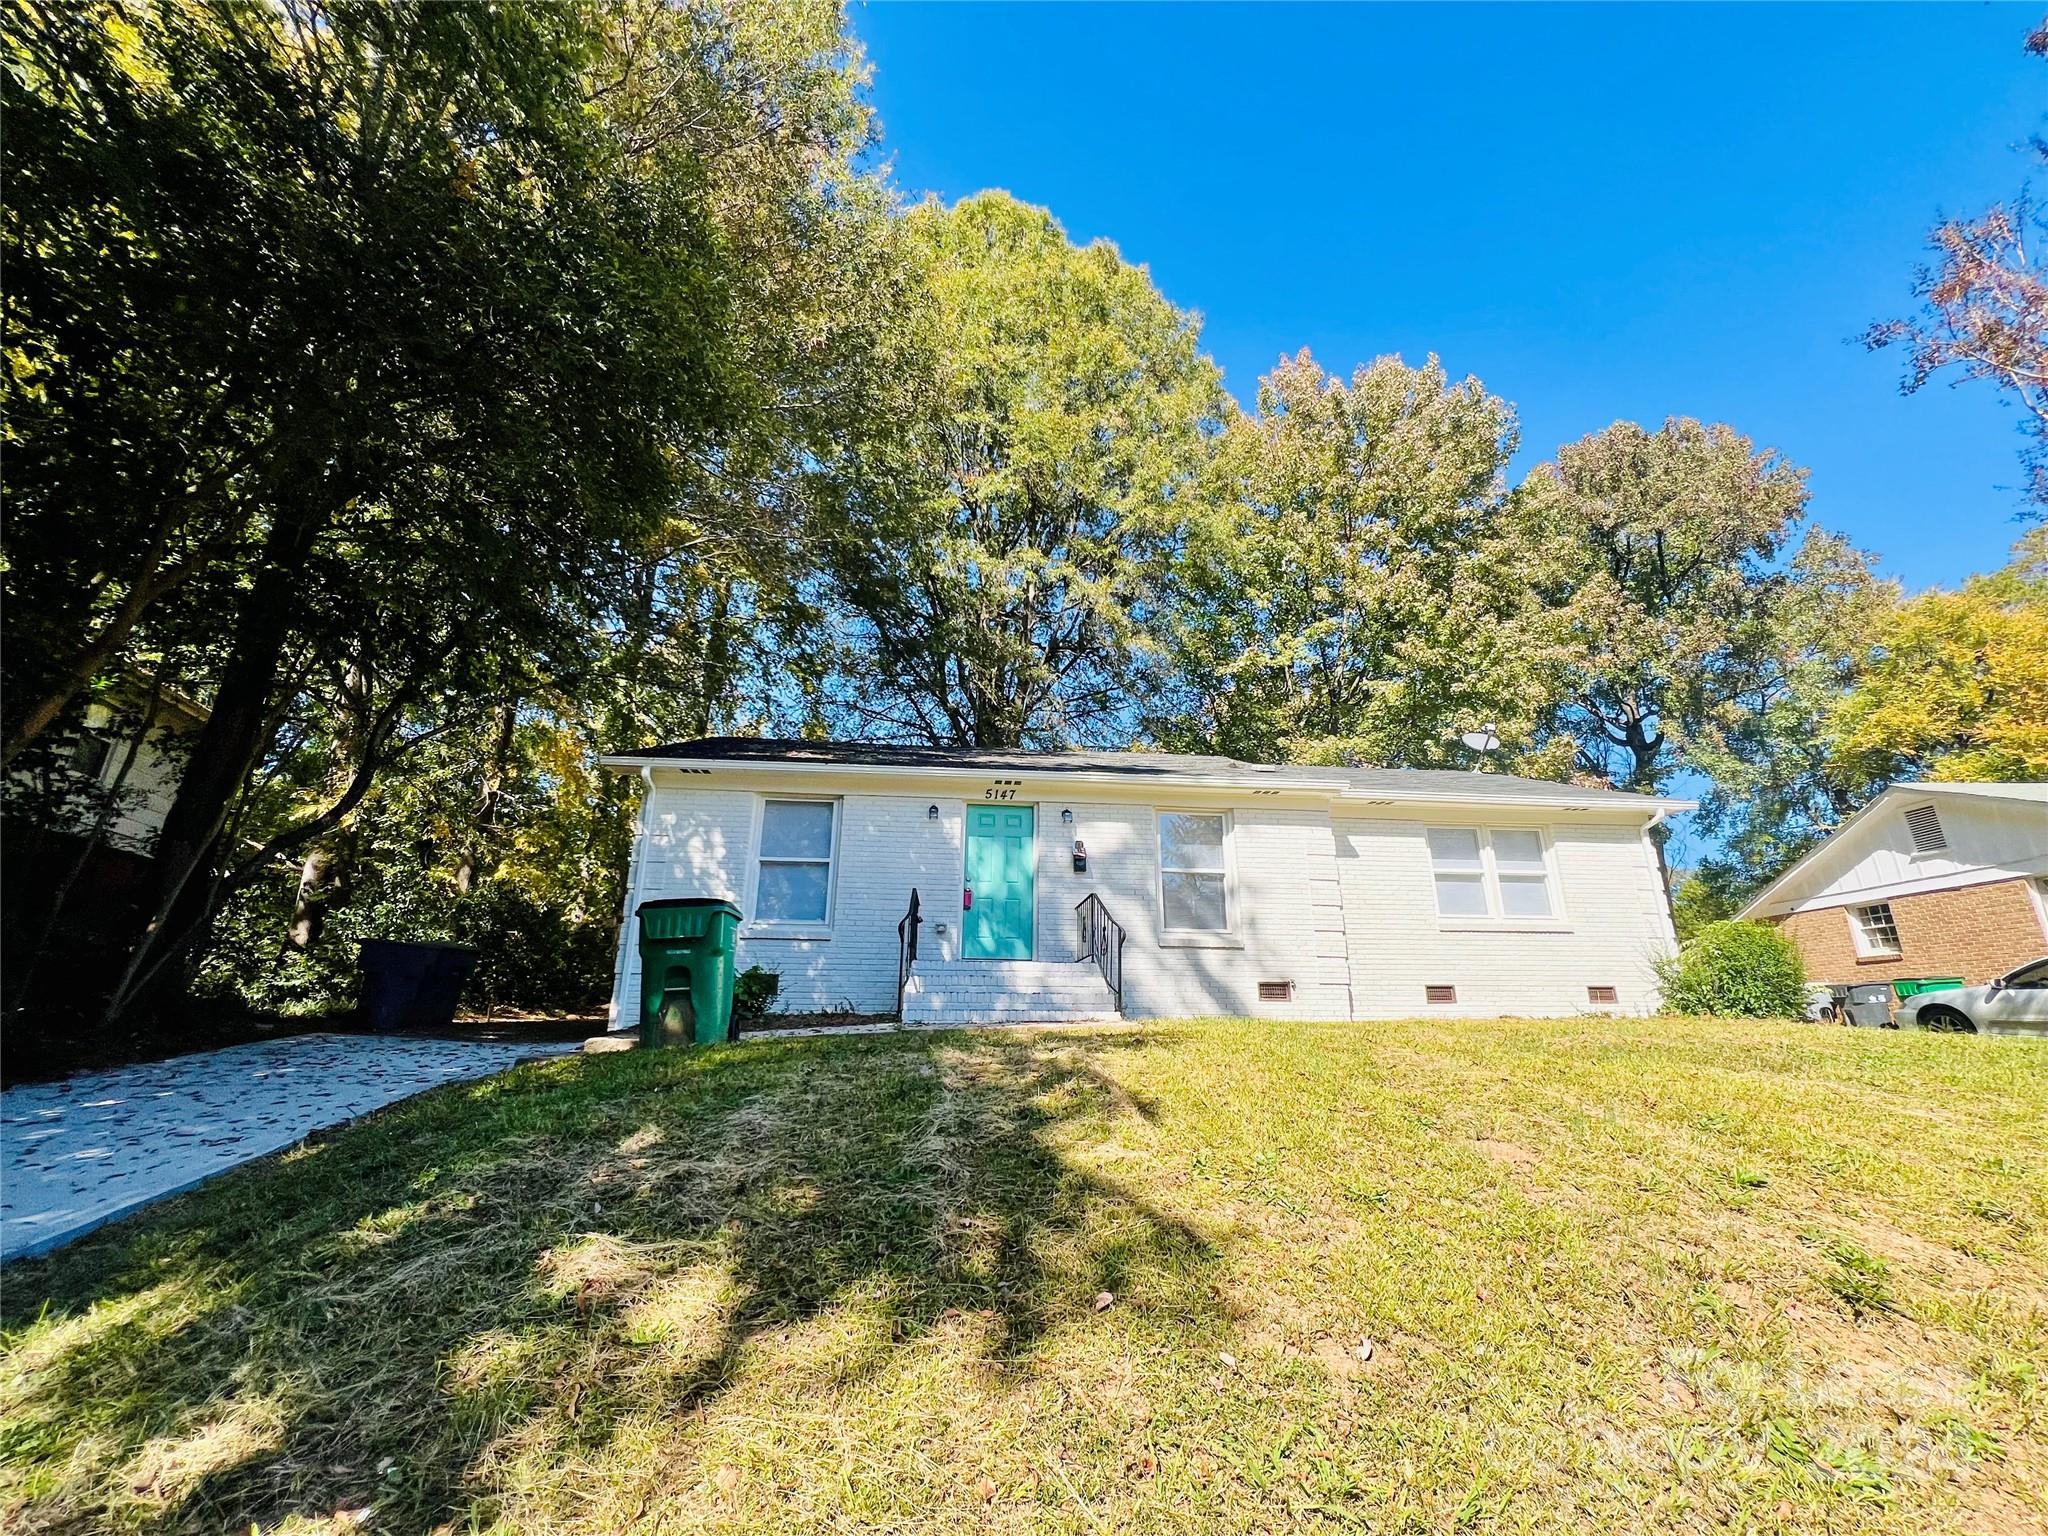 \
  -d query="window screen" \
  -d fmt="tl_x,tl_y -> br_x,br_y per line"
756,800 -> 835,923
1427,827 -> 1559,919
72,730 -> 113,780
